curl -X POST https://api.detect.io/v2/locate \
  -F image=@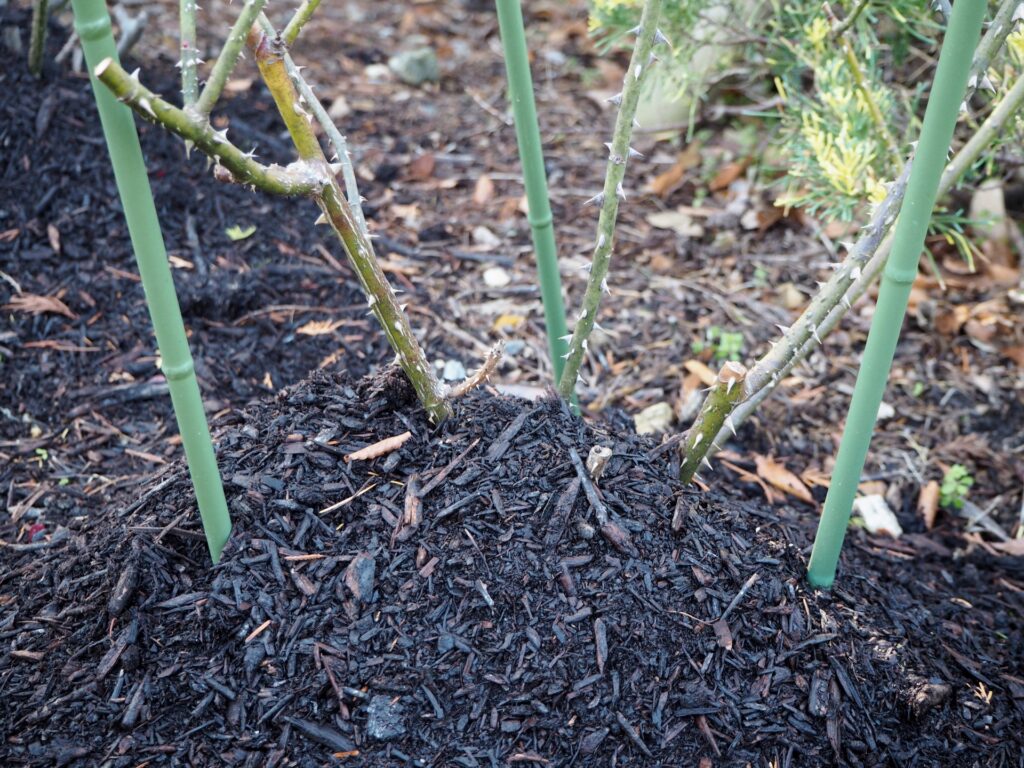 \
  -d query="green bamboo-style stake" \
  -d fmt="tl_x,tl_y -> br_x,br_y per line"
807,0 -> 986,589
494,0 -> 570,386
72,0 -> 232,563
